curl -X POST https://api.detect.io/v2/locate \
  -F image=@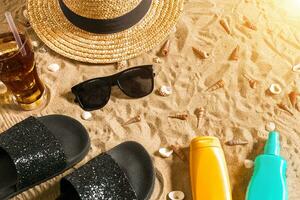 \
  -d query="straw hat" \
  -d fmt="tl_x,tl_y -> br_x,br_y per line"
27,0 -> 184,63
